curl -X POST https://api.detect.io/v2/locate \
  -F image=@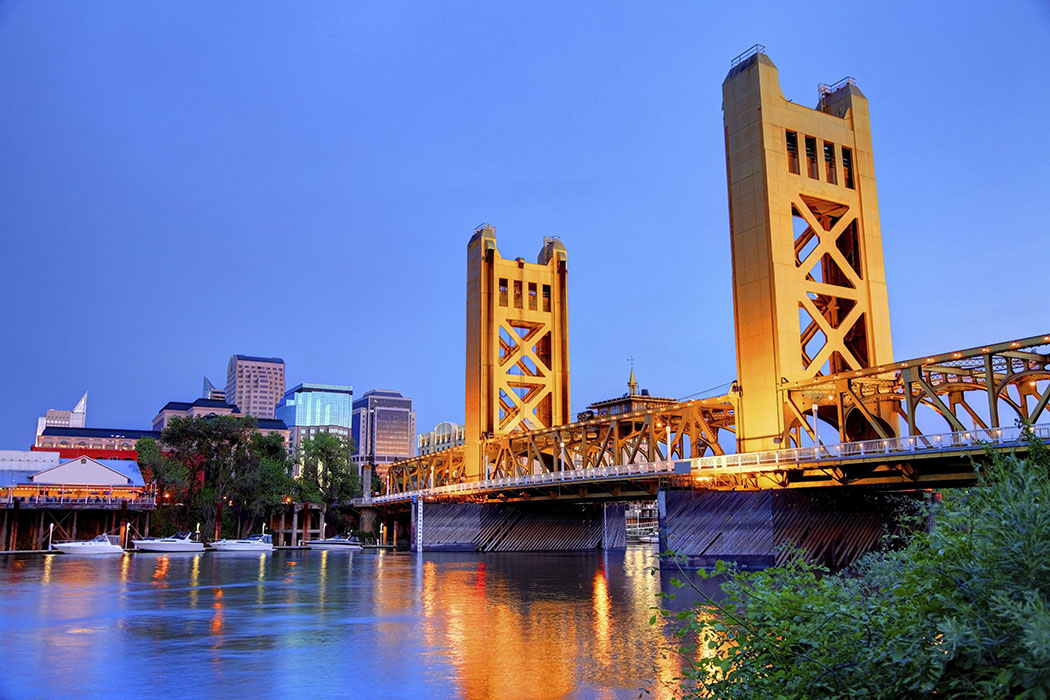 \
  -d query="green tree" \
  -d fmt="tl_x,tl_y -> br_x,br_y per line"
159,415 -> 257,539
135,436 -> 189,500
297,432 -> 361,536
660,429 -> 1050,699
229,432 -> 296,538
